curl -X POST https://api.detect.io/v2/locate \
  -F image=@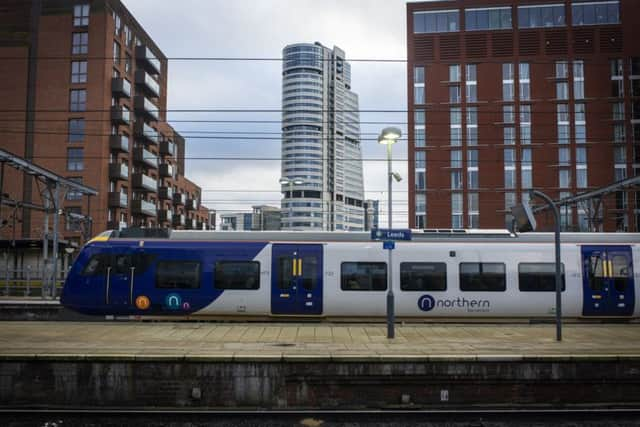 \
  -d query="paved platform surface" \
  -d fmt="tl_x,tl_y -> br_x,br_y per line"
1,321 -> 639,361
